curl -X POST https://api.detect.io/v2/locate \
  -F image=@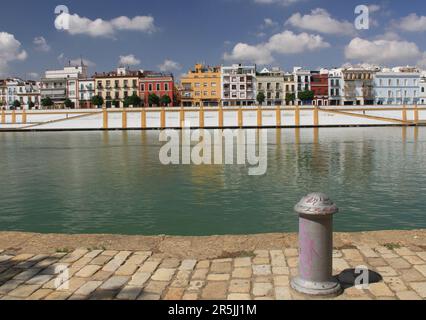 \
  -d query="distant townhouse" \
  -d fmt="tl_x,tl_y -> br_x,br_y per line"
293,67 -> 311,105
311,70 -> 329,107
328,69 -> 344,106
256,67 -> 285,106
139,72 -> 175,107
221,64 -> 256,107
180,63 -> 221,107
5,78 -> 20,108
342,68 -> 377,105
374,67 -> 421,105
78,79 -> 95,108
94,67 -> 141,108
283,73 -> 296,105
17,81 -> 40,109
420,74 -> 426,105
0,80 -> 6,108
41,63 -> 88,108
